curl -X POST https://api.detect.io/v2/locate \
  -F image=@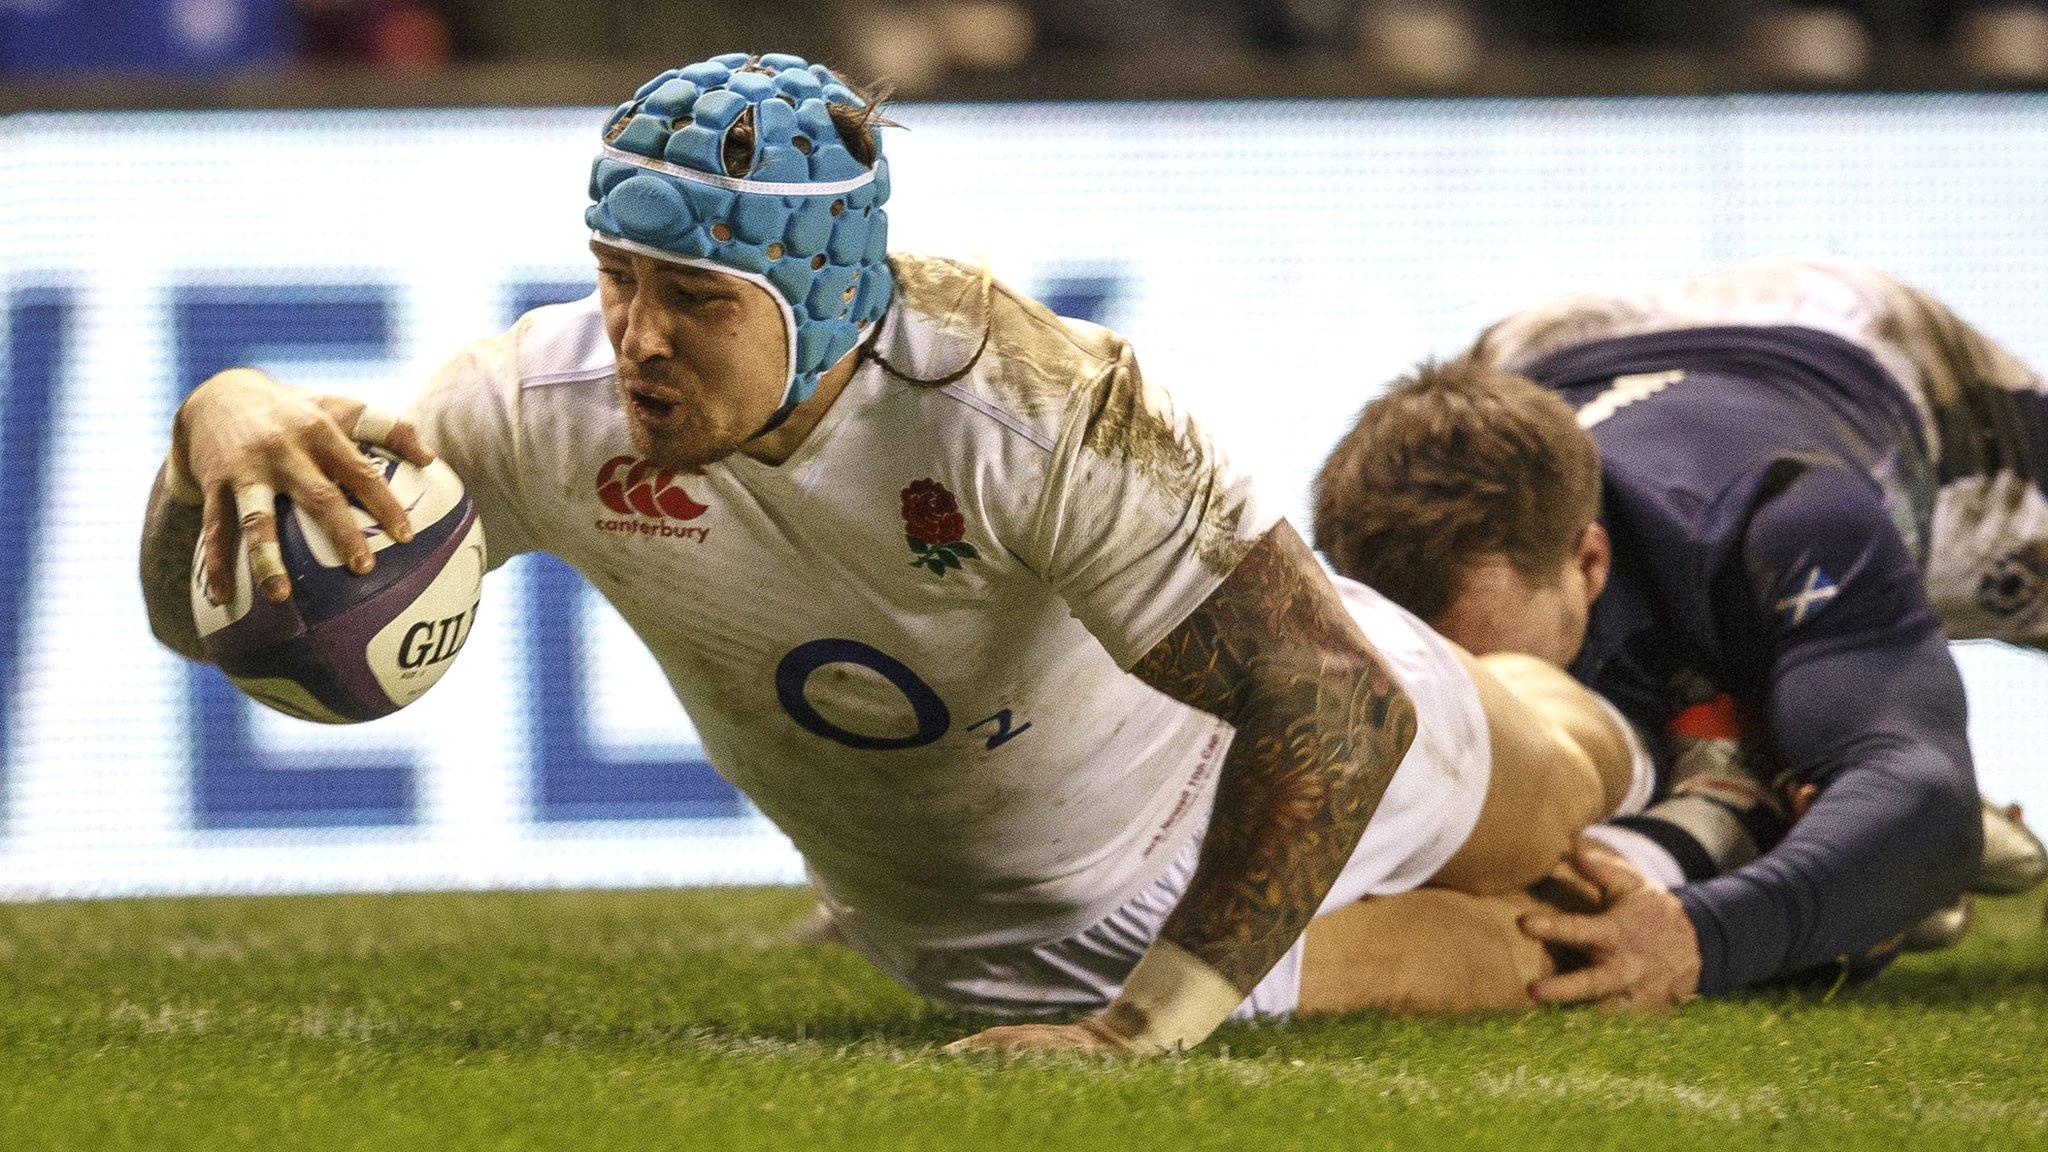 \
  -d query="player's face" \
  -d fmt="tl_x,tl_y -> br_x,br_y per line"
1432,525 -> 1611,667
592,242 -> 789,469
